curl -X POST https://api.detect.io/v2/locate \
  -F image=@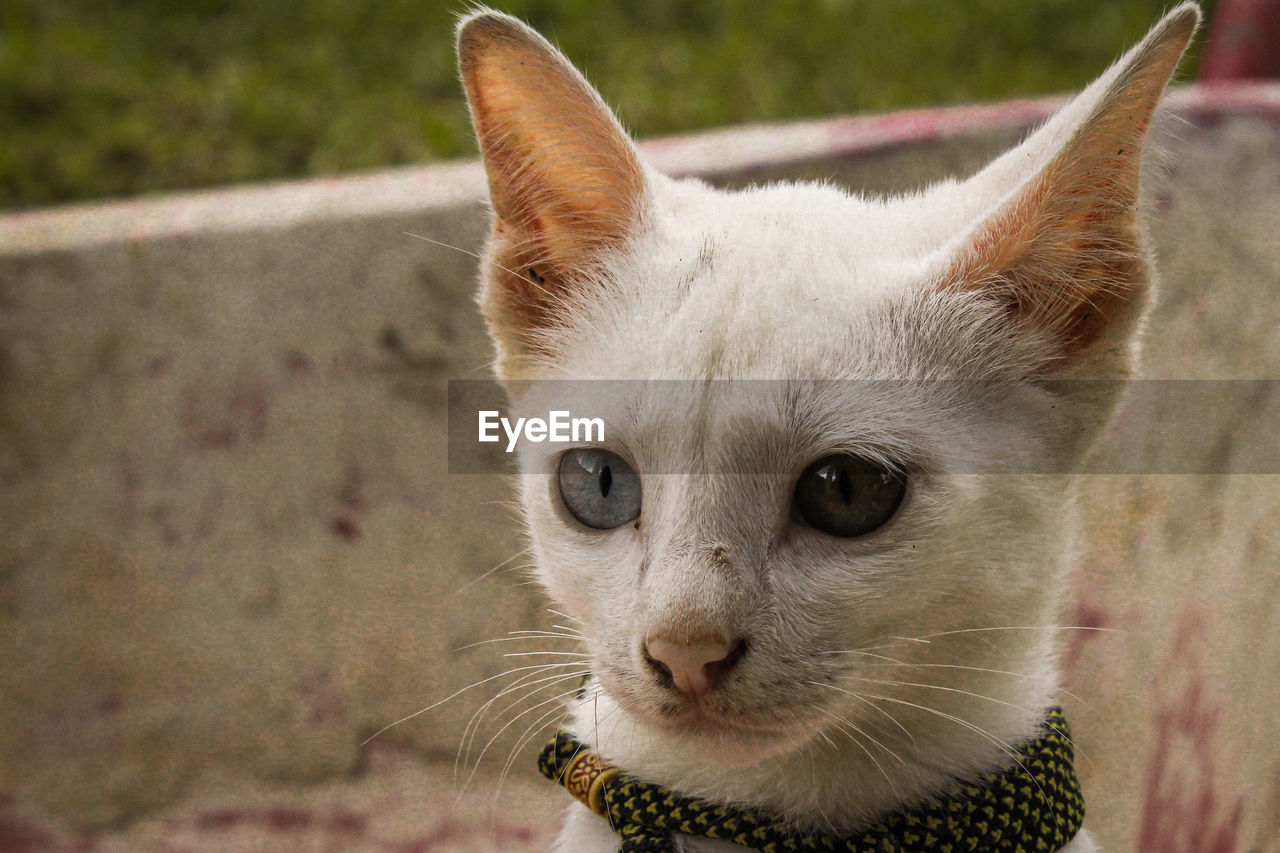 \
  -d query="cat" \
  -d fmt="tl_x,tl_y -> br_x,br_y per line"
456,5 -> 1199,851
